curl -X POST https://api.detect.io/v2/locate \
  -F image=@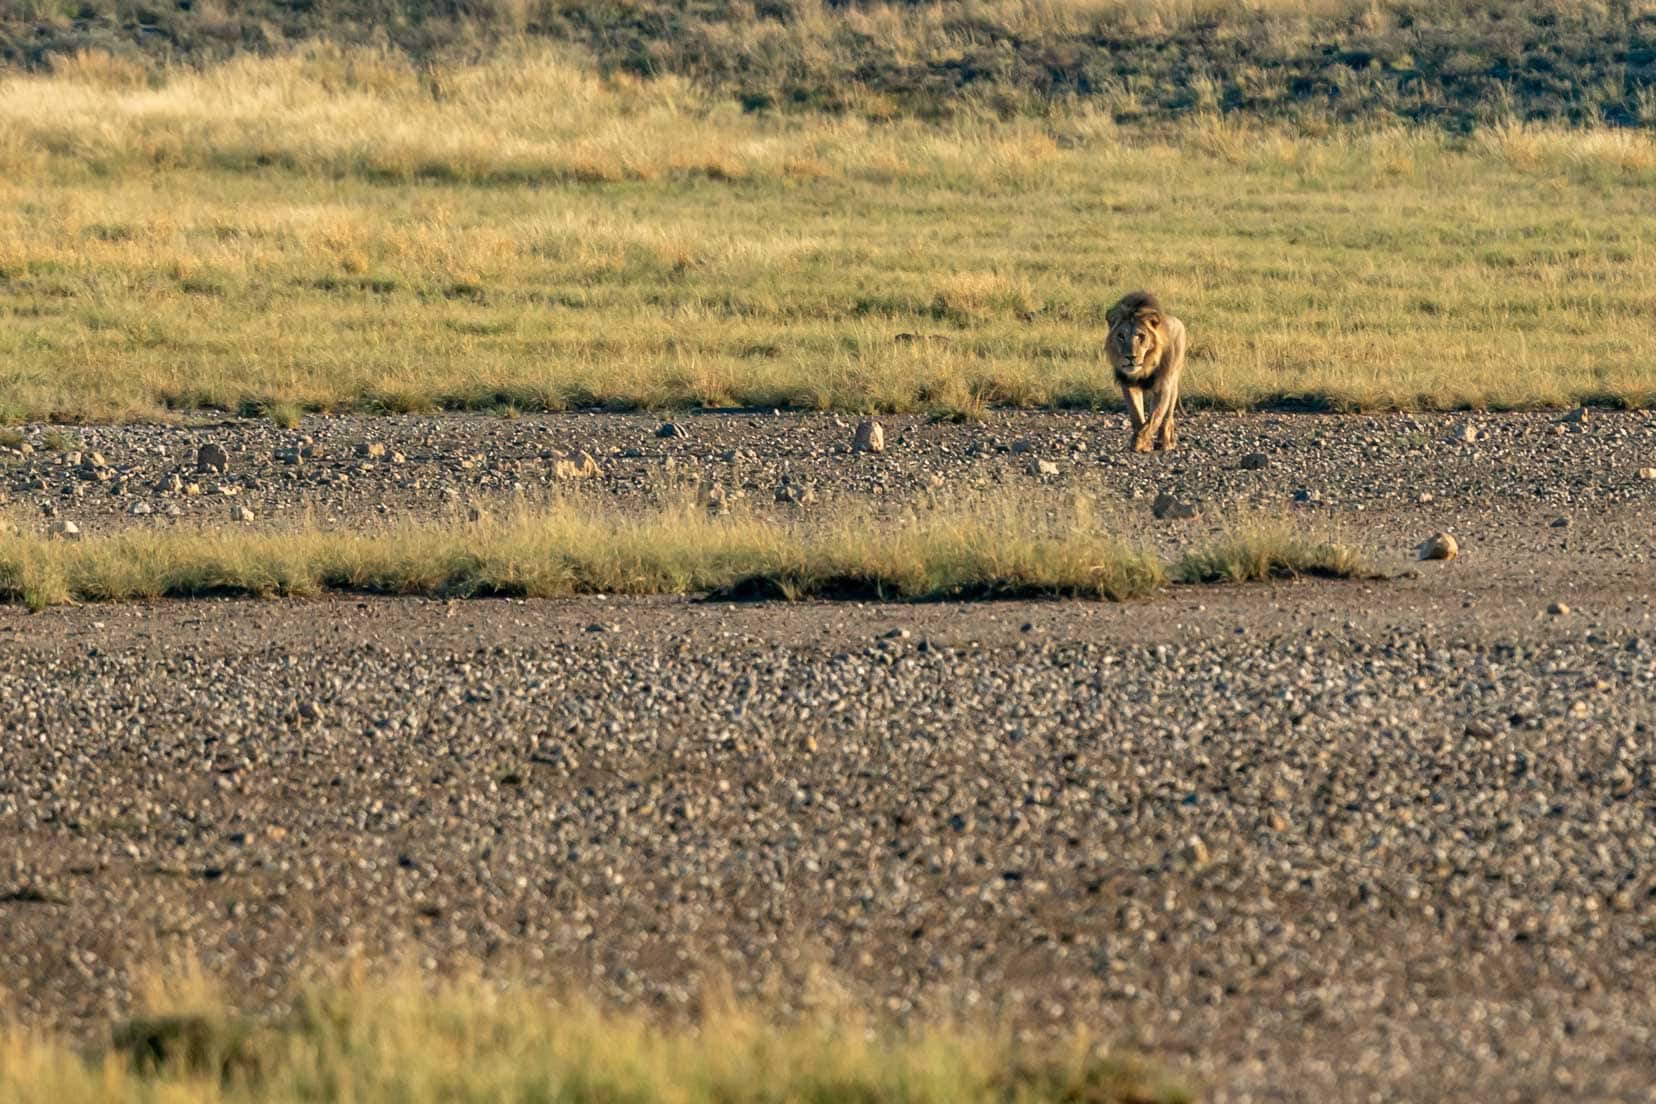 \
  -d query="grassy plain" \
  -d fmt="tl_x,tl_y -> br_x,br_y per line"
0,970 -> 1189,1104
0,494 -> 1363,610
1,49 -> 1654,423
